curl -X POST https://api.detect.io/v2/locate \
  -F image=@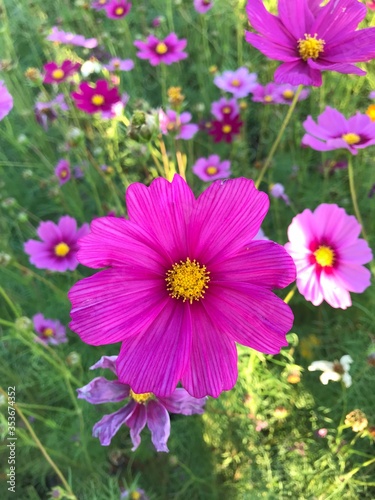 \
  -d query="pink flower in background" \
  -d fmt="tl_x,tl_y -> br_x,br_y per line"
251,83 -> 284,104
367,1 -> 375,10
211,97 -> 240,120
192,155 -> 231,181
25,216 -> 89,272
134,33 -> 187,66
269,183 -> 290,205
43,60 -> 81,84
71,80 -> 121,114
276,84 -> 310,104
208,114 -> 243,143
0,80 -> 13,121
55,159 -> 71,185
33,313 -> 67,345
194,0 -> 214,13
91,0 -> 110,9
285,204 -> 372,309
69,175 -> 295,398
101,92 -> 129,119
105,0 -> 132,19
159,109 -> 199,140
214,67 -> 257,98
77,355 -> 206,450
104,58 -> 134,72
47,27 -> 98,48
301,107 -> 375,155
34,94 -> 68,130
245,0 -> 375,86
